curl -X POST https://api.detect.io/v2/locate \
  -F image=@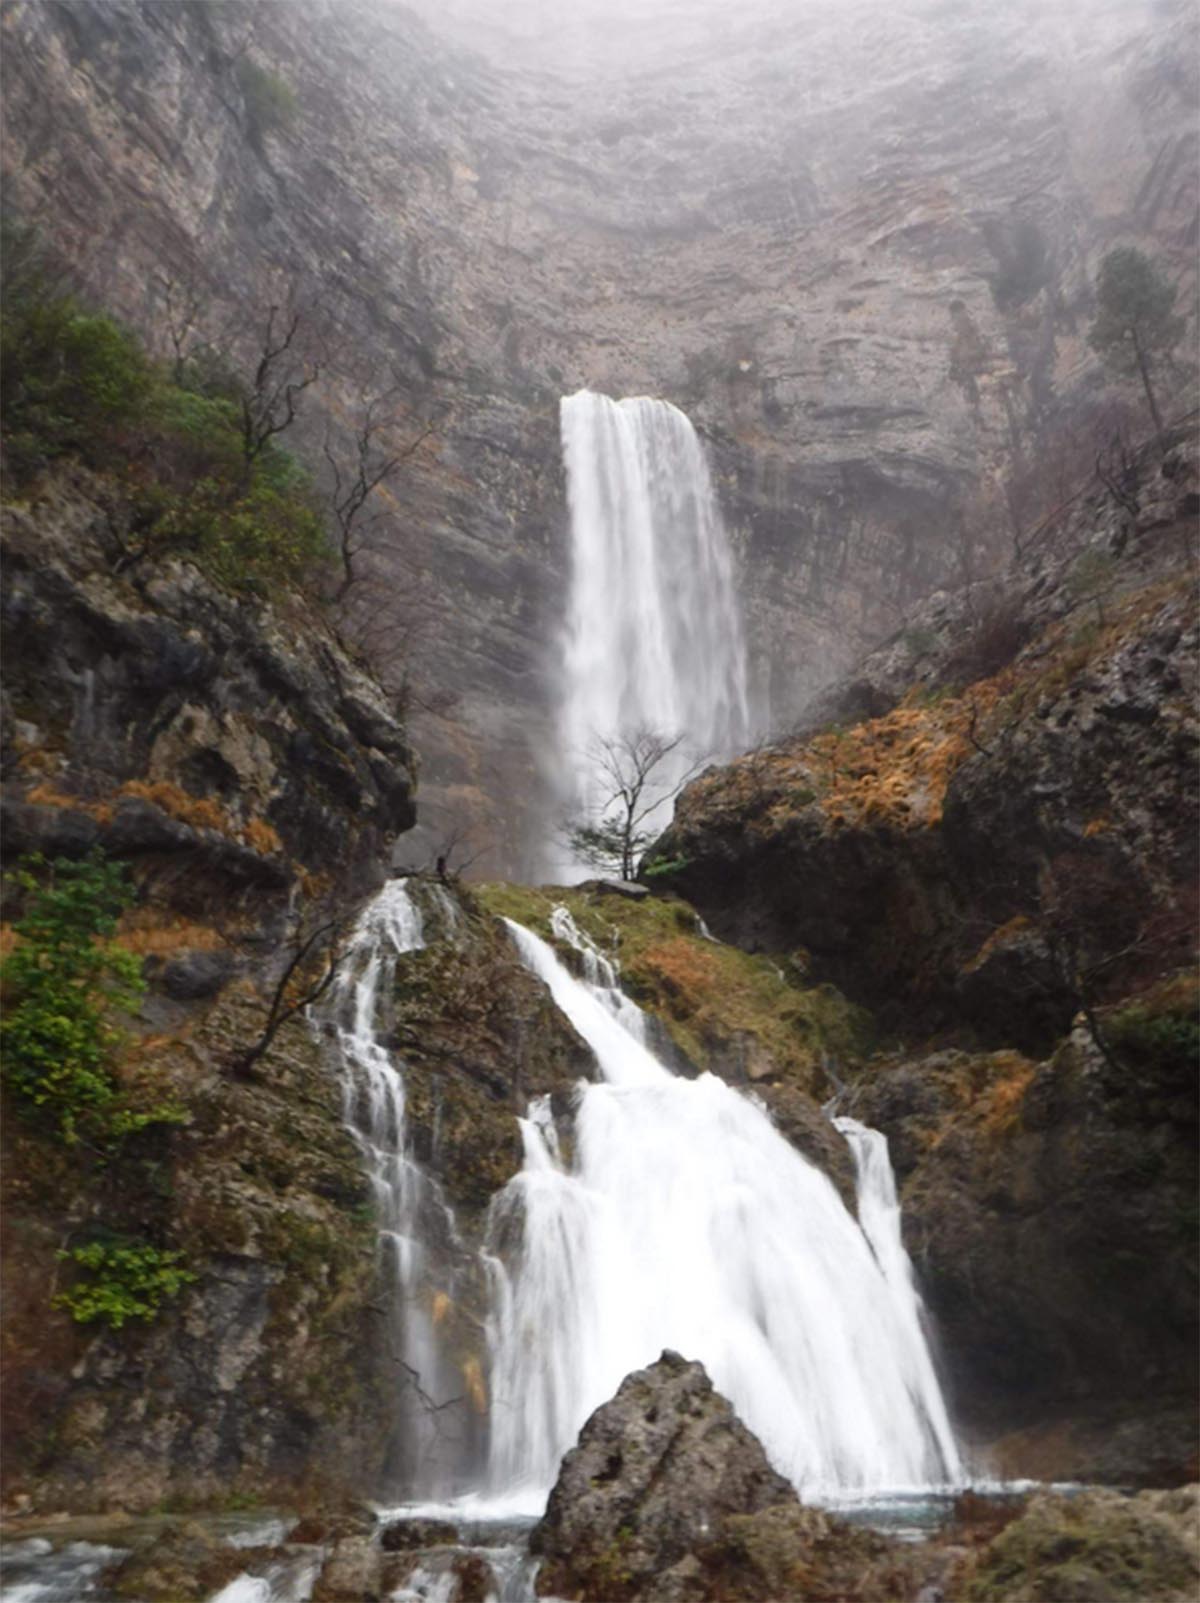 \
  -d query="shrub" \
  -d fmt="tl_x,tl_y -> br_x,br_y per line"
238,60 -> 299,142
0,852 -> 184,1144
1,292 -> 153,478
1,225 -> 332,593
55,1237 -> 195,1328
943,600 -> 1029,687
